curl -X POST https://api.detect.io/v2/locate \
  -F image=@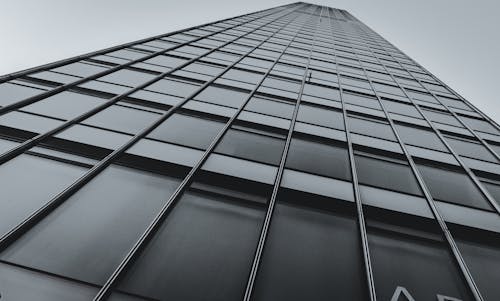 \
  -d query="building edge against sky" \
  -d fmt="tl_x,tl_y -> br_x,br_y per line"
0,2 -> 499,300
